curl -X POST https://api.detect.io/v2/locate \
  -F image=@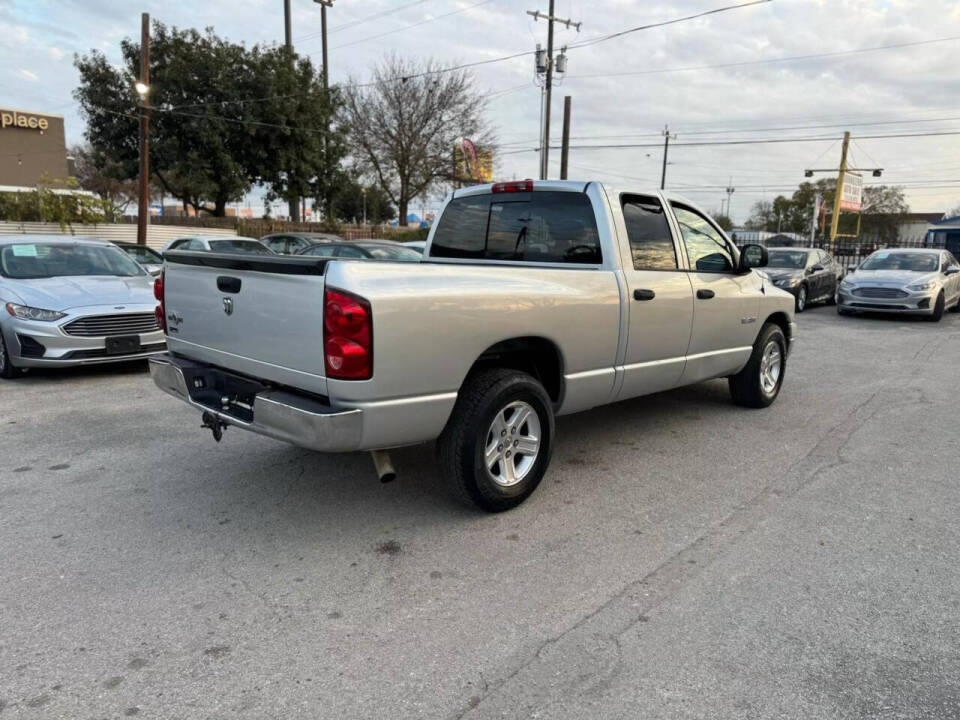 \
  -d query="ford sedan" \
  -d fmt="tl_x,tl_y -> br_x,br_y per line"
837,248 -> 960,321
0,236 -> 166,378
